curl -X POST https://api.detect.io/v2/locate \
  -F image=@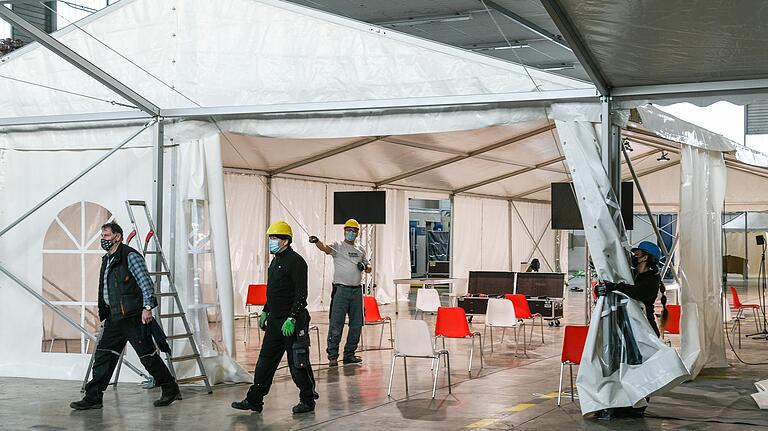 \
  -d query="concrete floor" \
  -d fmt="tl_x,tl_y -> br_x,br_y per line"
2,282 -> 767,430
